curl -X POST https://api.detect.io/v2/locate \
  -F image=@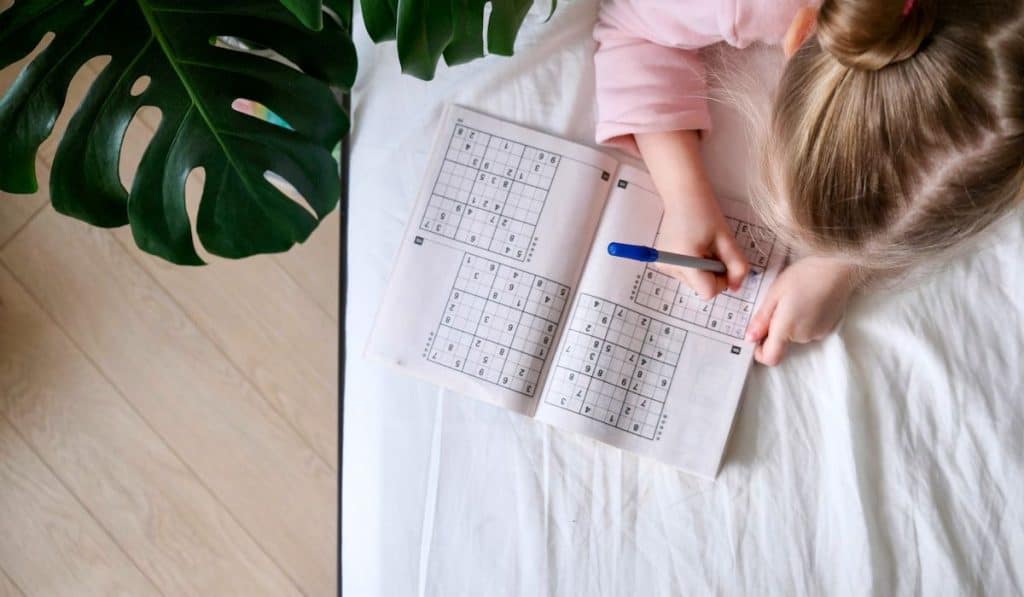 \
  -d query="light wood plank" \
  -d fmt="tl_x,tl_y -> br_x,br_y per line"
2,208 -> 336,597
109,101 -> 337,469
0,418 -> 157,596
0,568 -> 23,597
0,184 -> 46,249
4,33 -> 338,596
115,236 -> 339,470
273,209 -> 340,322
0,266 -> 303,596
